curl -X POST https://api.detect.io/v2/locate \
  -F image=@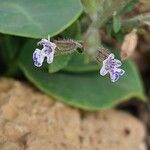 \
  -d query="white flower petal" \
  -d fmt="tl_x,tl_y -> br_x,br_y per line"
33,49 -> 45,67
119,69 -> 125,76
49,42 -> 56,50
109,68 -> 125,82
110,74 -> 119,82
100,63 -> 108,76
108,53 -> 114,60
37,39 -> 50,46
114,59 -> 122,67
100,56 -> 110,76
46,50 -> 55,64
